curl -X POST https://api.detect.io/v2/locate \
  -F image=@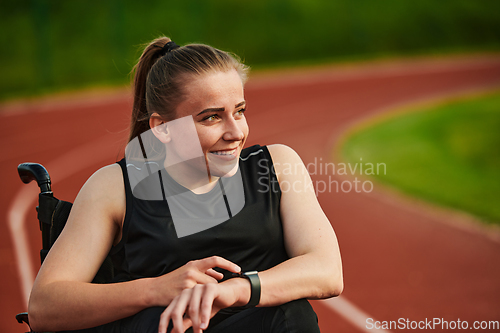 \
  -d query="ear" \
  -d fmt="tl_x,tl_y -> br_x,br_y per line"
149,113 -> 171,143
